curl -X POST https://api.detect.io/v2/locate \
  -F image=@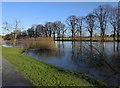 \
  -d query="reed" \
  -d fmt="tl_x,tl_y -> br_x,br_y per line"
0,36 -> 2,45
22,37 -> 56,50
